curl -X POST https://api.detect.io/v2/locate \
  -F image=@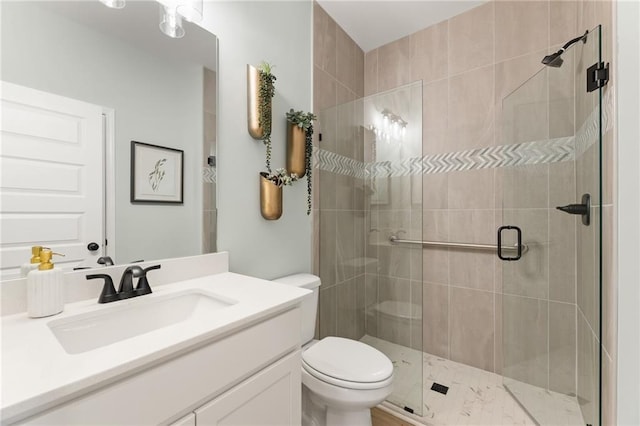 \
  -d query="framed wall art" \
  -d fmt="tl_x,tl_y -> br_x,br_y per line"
131,141 -> 184,204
